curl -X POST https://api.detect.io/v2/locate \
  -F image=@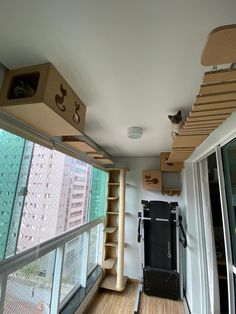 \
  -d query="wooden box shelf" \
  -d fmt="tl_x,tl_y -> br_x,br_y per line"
0,63 -> 86,137
142,157 -> 182,196
160,152 -> 183,172
142,170 -> 161,191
